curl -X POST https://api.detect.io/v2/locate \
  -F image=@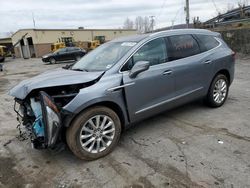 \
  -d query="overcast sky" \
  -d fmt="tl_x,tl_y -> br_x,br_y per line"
0,0 -> 244,37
